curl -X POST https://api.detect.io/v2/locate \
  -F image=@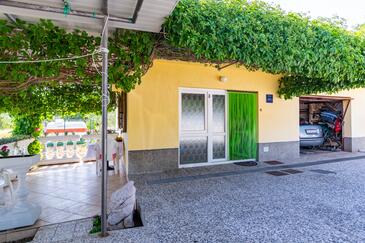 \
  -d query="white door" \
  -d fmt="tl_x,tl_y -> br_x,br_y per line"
179,89 -> 227,166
